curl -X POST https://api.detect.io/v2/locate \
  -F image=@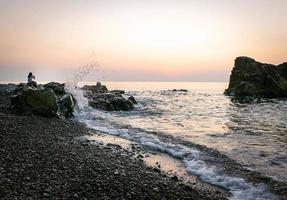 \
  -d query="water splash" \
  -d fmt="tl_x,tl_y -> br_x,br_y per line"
65,63 -> 99,111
